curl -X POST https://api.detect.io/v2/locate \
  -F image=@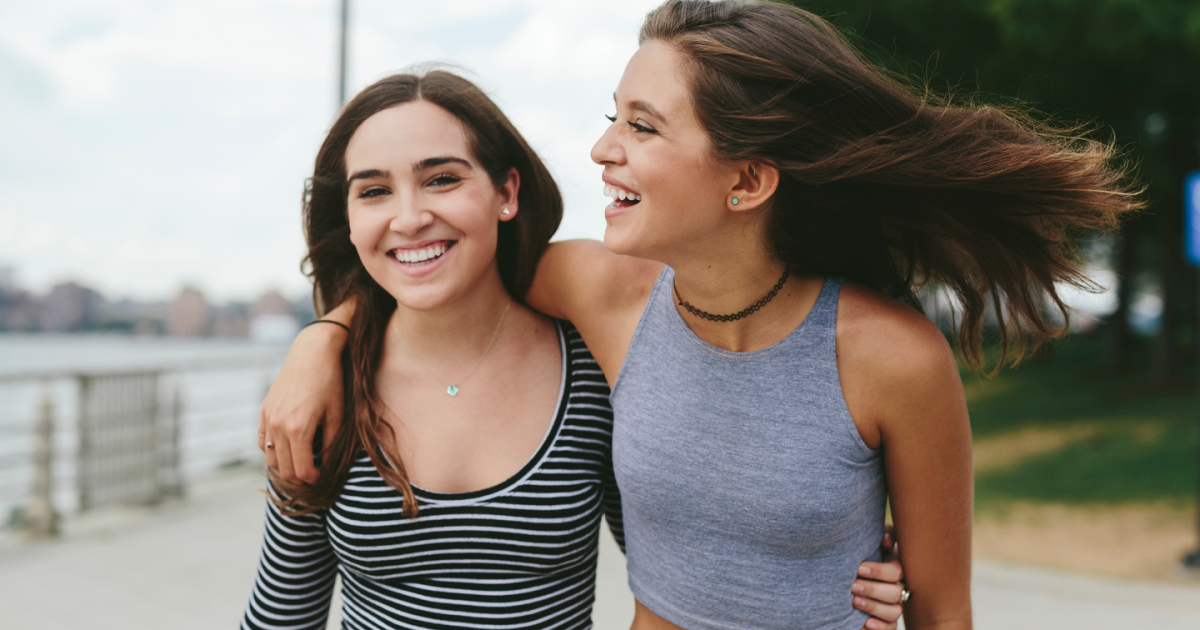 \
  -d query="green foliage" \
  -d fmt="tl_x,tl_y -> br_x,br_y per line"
963,337 -> 1194,439
962,336 -> 1198,506
975,419 -> 1197,505
788,0 -> 1200,199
